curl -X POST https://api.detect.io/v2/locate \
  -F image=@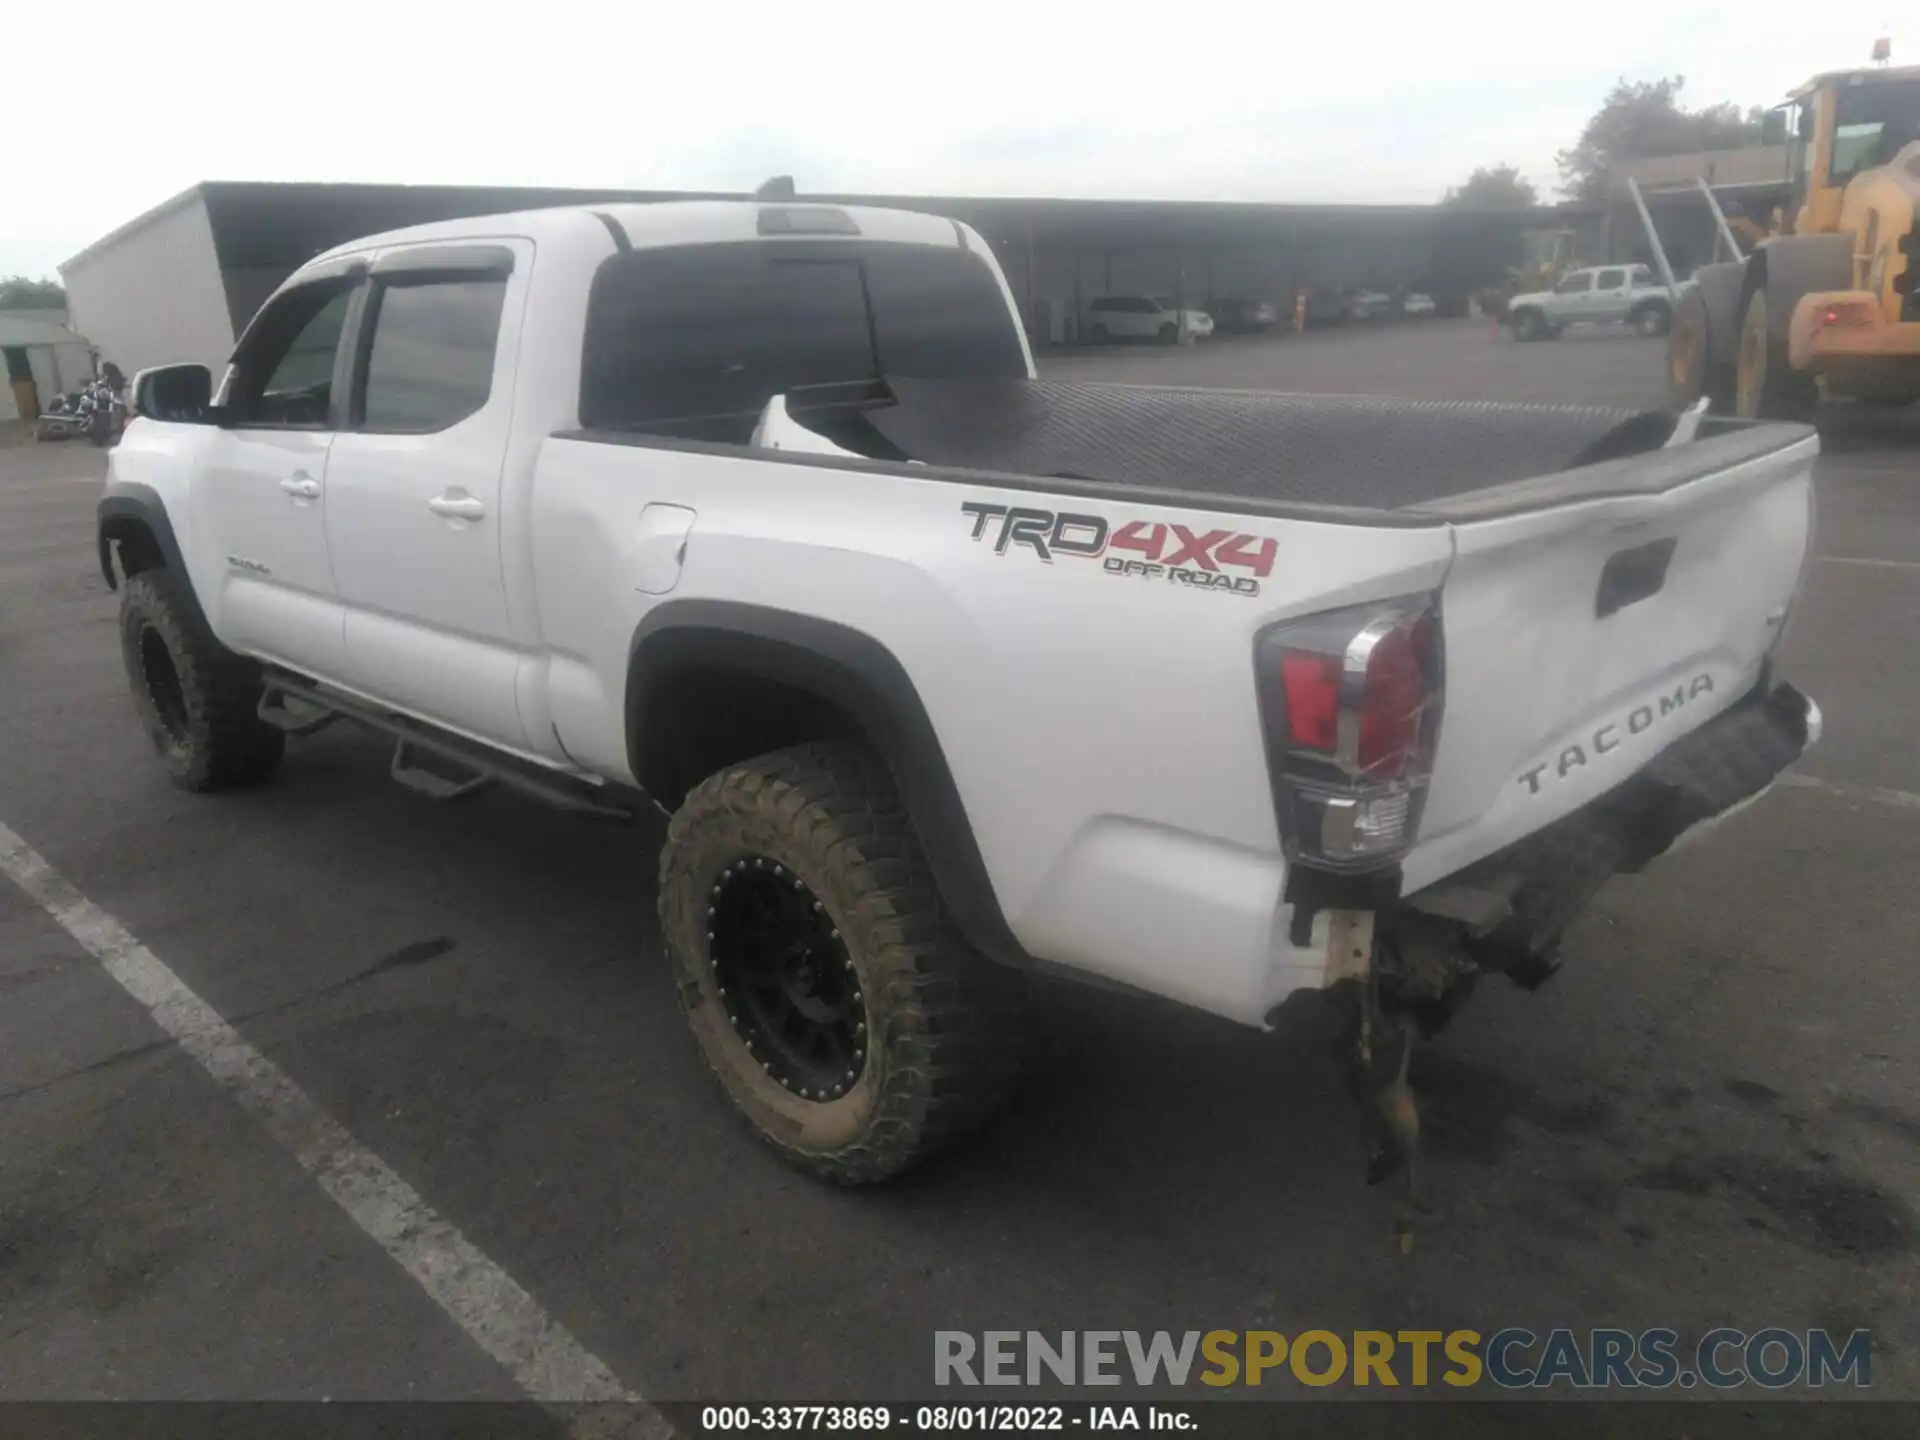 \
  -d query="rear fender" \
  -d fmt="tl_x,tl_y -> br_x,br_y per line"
1788,289 -> 1896,368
